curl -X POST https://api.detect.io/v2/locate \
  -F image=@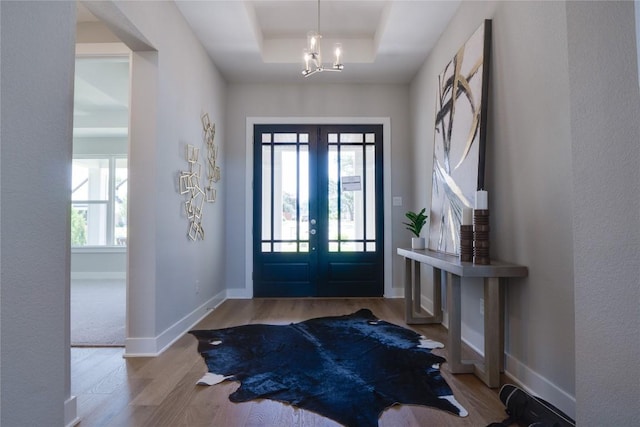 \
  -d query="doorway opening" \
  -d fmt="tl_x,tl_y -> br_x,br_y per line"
71,53 -> 130,346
